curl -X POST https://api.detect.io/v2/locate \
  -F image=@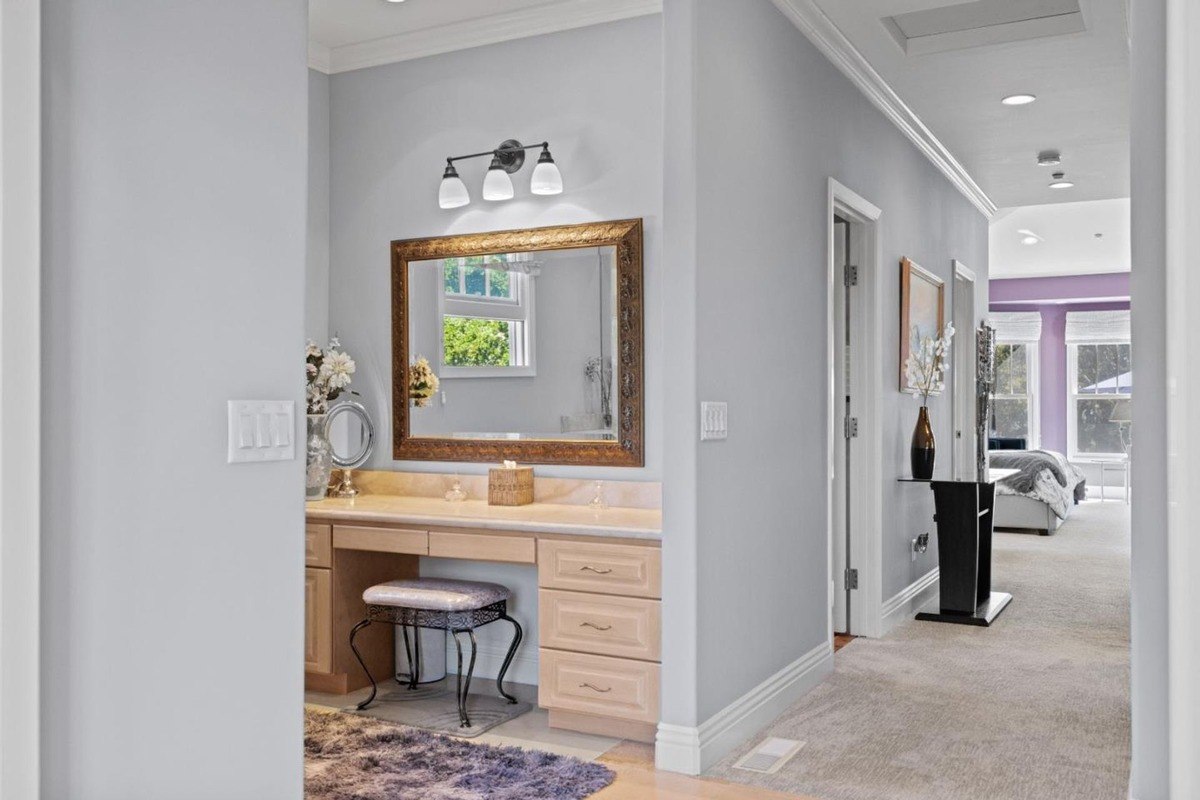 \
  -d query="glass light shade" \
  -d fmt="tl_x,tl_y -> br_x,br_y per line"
438,174 -> 470,209
530,160 -> 563,195
482,165 -> 514,201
